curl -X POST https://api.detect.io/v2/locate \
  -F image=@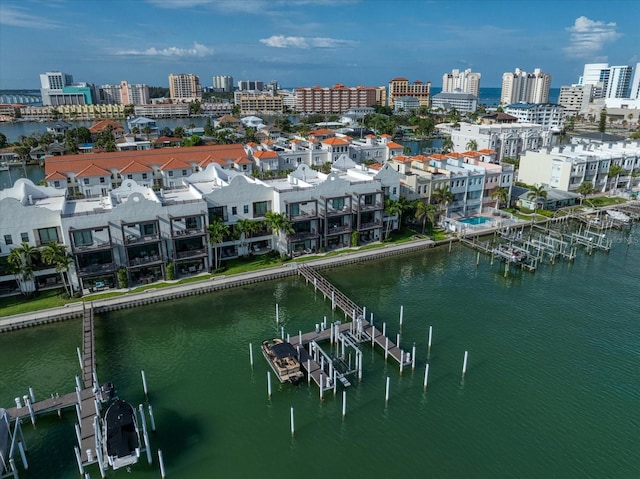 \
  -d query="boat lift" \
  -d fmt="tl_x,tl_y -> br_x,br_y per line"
0,414 -> 28,479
